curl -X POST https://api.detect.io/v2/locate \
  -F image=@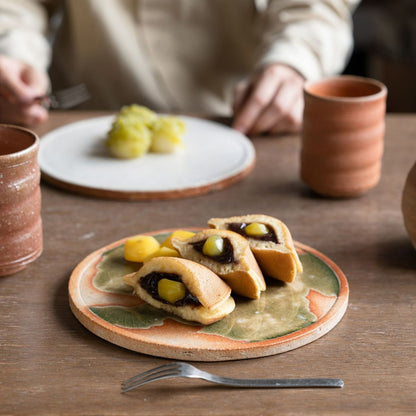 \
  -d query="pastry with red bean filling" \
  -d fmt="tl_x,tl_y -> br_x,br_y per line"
123,257 -> 235,325
208,214 -> 302,283
171,229 -> 265,299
